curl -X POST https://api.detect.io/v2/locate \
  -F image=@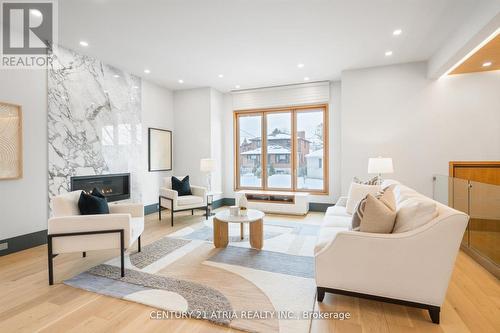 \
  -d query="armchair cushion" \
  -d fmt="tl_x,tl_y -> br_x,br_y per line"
171,176 -> 192,196
177,195 -> 204,206
78,192 -> 109,215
